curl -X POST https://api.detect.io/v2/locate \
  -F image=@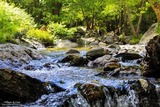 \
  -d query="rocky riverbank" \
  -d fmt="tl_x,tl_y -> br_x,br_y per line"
0,39 -> 160,106
62,44 -> 146,78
